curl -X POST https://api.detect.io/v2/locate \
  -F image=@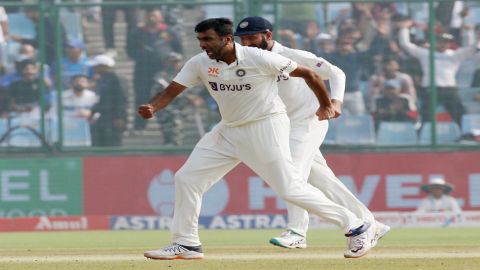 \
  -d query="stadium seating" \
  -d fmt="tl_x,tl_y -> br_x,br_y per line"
376,122 -> 418,145
60,11 -> 84,42
461,114 -> 480,135
459,87 -> 480,114
0,119 -> 7,146
62,117 -> 92,147
7,13 -> 35,39
7,116 -> 44,147
334,115 -> 376,145
419,122 -> 461,144
50,117 -> 92,147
